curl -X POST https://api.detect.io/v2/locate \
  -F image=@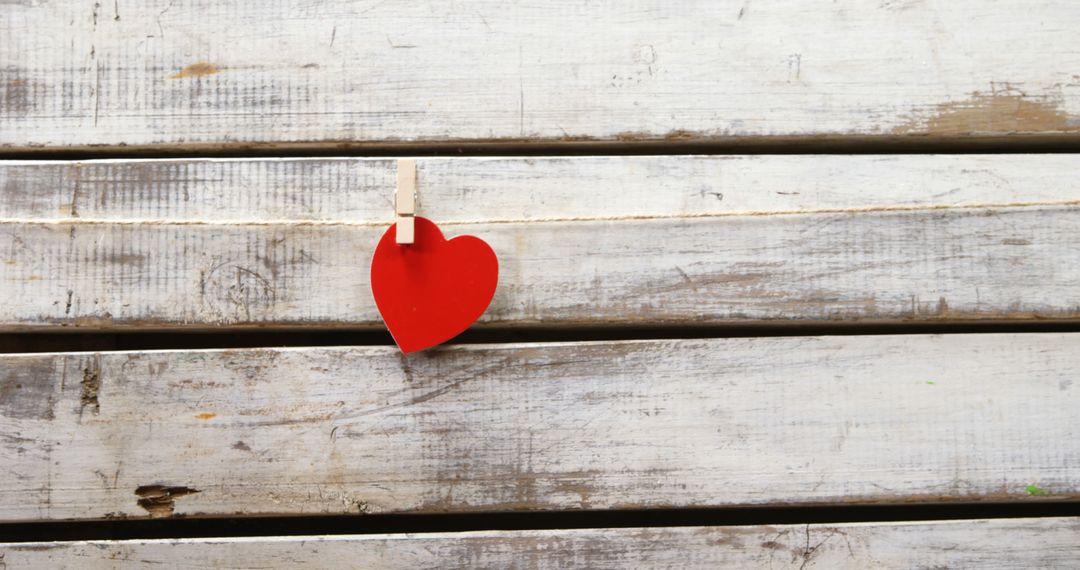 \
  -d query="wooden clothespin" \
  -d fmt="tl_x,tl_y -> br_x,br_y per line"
395,159 -> 416,245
